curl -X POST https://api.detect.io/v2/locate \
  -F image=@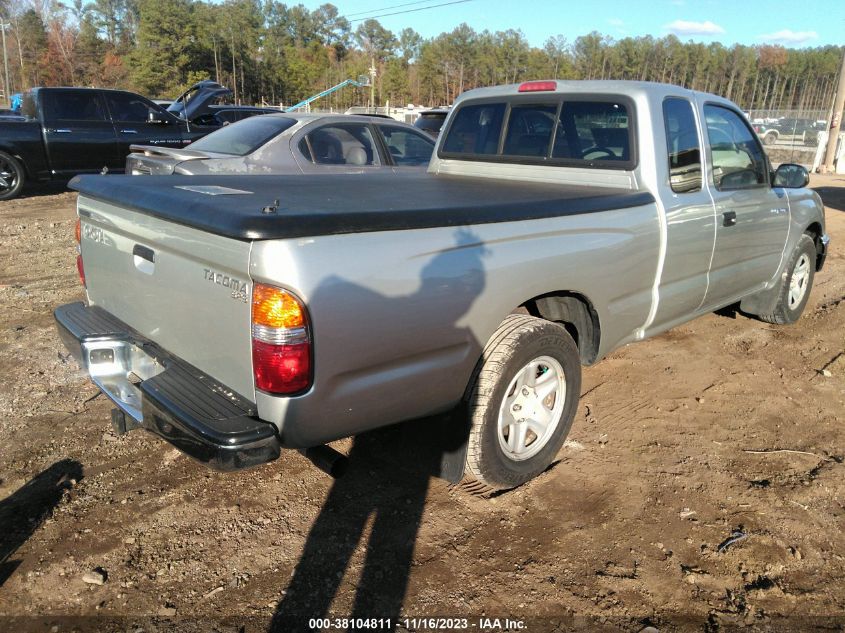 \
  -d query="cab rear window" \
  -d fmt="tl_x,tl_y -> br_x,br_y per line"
440,97 -> 634,169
